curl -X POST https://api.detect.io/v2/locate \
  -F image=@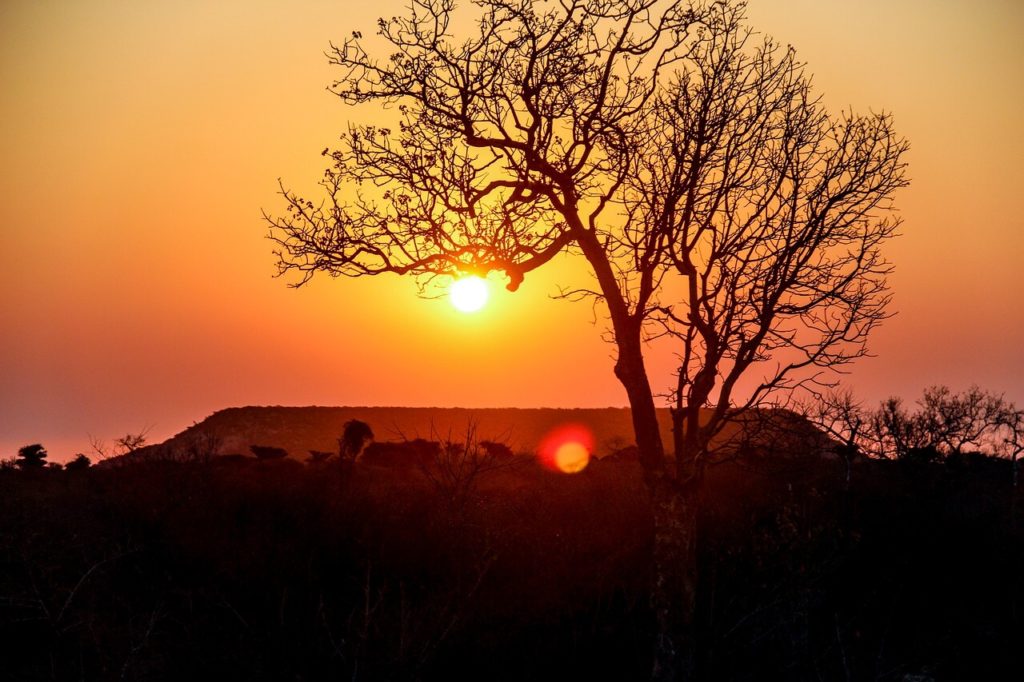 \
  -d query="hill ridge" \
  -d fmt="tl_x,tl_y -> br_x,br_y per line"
120,404 -> 829,464
124,405 -> 656,463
